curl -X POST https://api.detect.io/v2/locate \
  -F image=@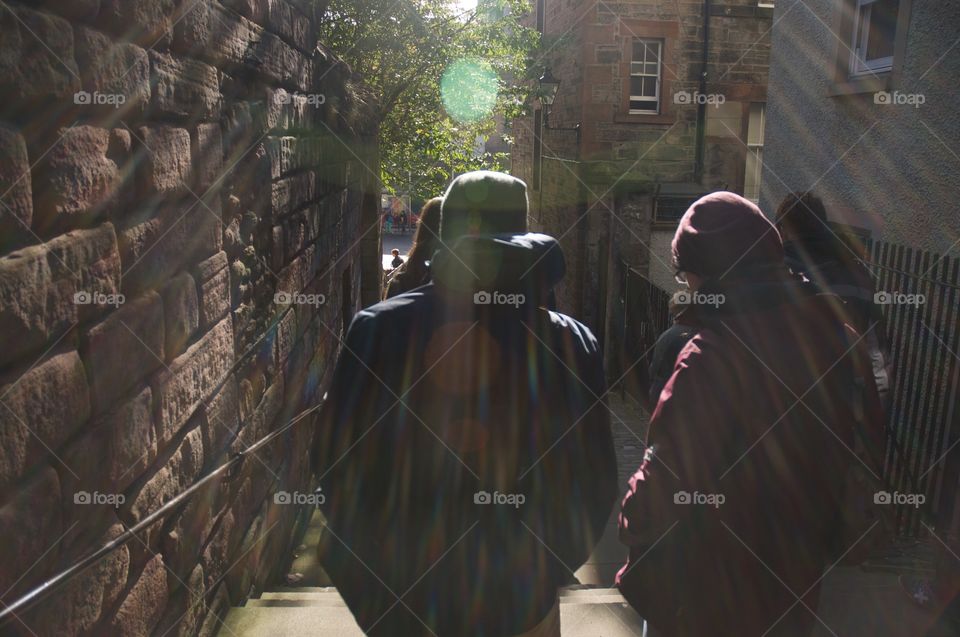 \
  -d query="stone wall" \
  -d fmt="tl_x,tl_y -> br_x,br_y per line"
527,129 -> 584,317
0,1 -> 378,635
